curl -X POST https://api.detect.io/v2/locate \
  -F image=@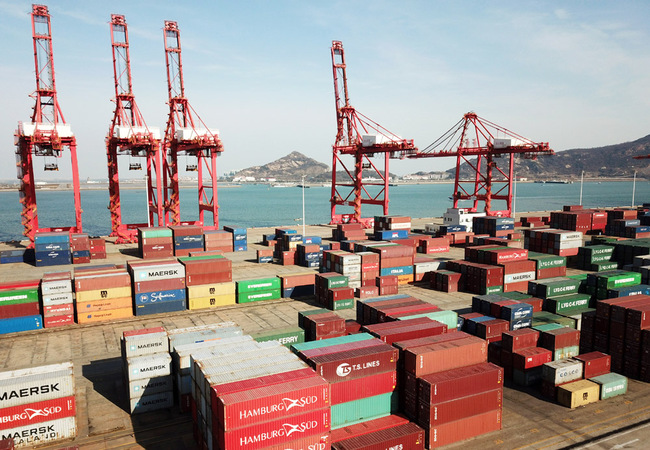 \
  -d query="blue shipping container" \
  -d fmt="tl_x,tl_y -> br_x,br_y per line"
500,303 -> 534,322
35,251 -> 71,267
135,288 -> 186,306
135,298 -> 186,316
374,230 -> 409,240
379,265 -> 413,276
0,315 -> 42,334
